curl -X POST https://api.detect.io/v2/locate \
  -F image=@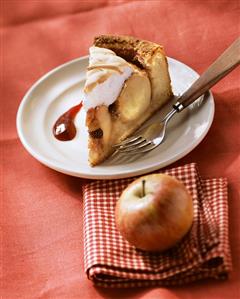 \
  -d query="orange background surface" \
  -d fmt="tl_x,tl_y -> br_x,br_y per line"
1,1 -> 240,298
